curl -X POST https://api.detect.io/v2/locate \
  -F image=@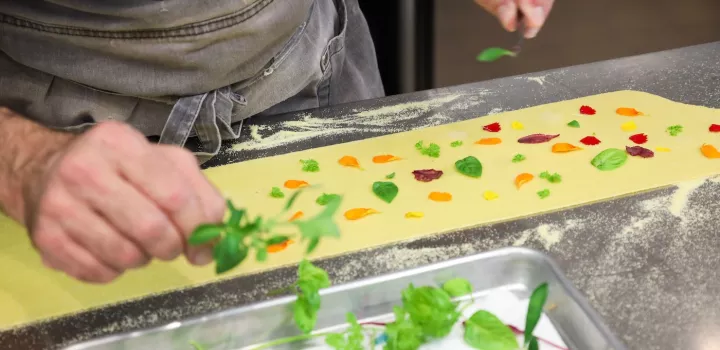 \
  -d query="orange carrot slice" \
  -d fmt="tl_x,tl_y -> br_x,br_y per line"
284,180 -> 309,189
267,239 -> 294,253
289,211 -> 304,222
701,144 -> 720,159
616,107 -> 643,116
338,155 -> 361,168
515,173 -> 534,189
428,192 -> 452,202
372,155 -> 402,163
475,137 -> 502,145
344,208 -> 379,220
552,142 -> 583,153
